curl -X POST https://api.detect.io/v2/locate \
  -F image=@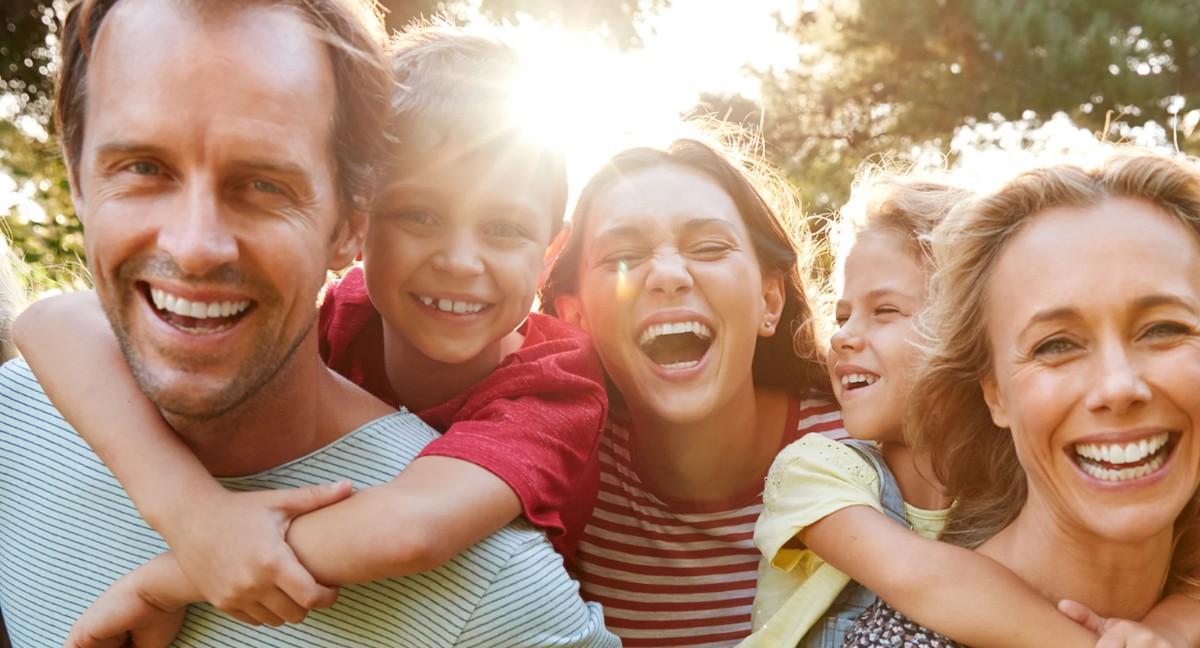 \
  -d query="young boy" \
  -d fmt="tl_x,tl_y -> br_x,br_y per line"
16,24 -> 605,626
